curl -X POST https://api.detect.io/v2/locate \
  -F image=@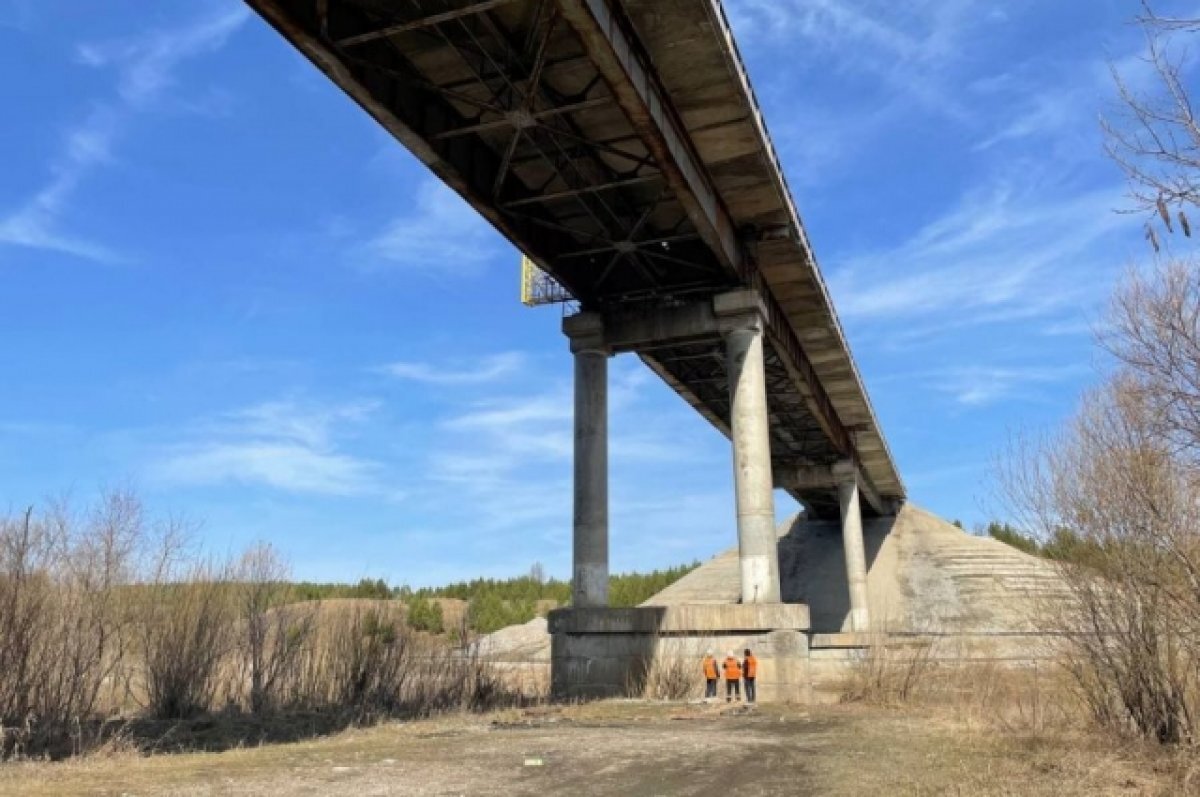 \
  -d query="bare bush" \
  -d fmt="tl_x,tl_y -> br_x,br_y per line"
230,544 -> 313,714
279,603 -> 521,719
623,641 -> 703,701
840,635 -> 935,706
285,604 -> 421,716
0,492 -> 144,756
0,492 -> 531,758
135,550 -> 234,720
1000,259 -> 1200,745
